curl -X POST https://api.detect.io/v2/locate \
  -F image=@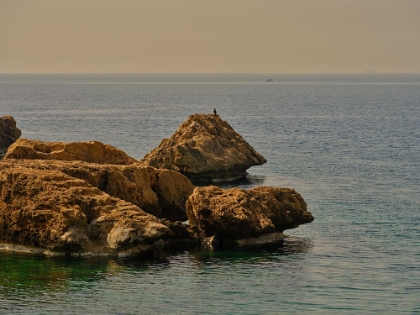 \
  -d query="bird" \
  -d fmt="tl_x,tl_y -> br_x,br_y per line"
213,108 -> 217,115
